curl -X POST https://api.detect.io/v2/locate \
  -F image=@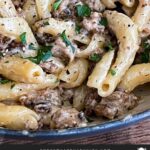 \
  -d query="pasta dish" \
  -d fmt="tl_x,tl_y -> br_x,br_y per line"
0,0 -> 149,130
